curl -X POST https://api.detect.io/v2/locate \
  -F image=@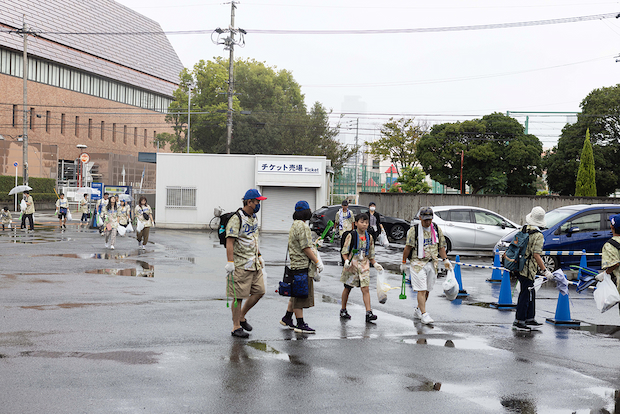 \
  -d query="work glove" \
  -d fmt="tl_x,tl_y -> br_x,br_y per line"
225,262 -> 235,274
443,259 -> 452,270
374,263 -> 383,272
595,272 -> 606,282
544,269 -> 554,280
316,239 -> 324,248
400,263 -> 408,273
344,259 -> 351,269
316,260 -> 324,273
